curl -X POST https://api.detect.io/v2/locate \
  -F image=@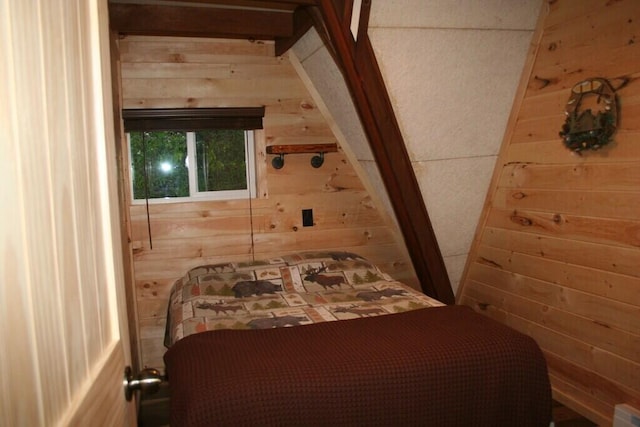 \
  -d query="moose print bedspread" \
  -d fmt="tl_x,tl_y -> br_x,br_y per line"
165,251 -> 443,346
